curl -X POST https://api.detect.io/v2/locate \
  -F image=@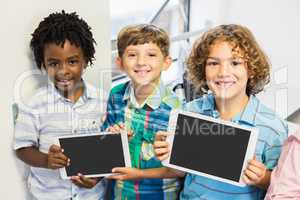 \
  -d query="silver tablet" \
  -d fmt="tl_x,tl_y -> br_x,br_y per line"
57,132 -> 131,179
162,109 -> 258,187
